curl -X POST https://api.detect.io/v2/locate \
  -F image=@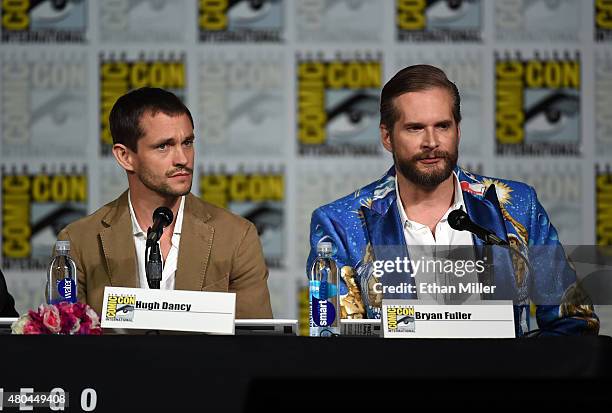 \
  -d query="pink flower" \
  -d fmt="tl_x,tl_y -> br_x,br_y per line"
42,305 -> 61,333
23,321 -> 43,335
